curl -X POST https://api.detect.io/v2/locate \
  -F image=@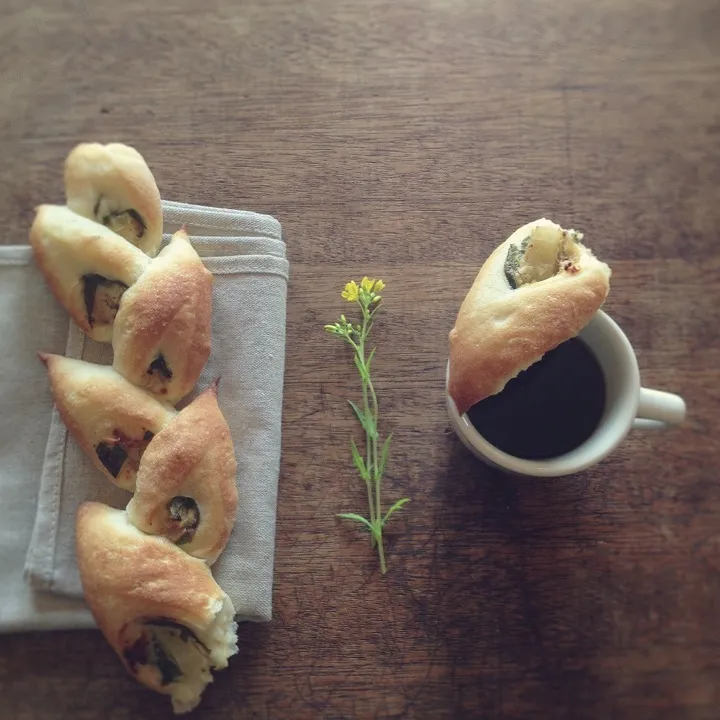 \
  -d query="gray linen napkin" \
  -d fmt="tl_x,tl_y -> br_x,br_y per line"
1,200 -> 288,632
